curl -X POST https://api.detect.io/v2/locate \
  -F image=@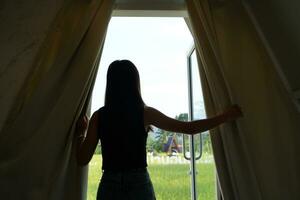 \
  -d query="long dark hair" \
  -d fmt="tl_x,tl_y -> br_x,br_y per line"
104,60 -> 145,112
